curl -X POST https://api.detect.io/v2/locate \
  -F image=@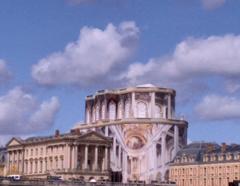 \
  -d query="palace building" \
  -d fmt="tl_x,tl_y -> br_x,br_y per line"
6,130 -> 112,181
169,142 -> 240,186
5,84 -> 188,183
